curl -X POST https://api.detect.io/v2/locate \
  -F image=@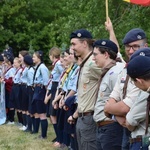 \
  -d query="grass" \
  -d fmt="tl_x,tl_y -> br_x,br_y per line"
0,121 -> 56,150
